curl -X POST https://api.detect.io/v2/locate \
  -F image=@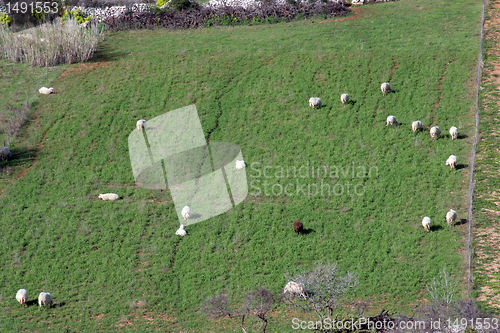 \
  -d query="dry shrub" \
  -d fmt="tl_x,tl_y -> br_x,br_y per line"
0,18 -> 105,67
